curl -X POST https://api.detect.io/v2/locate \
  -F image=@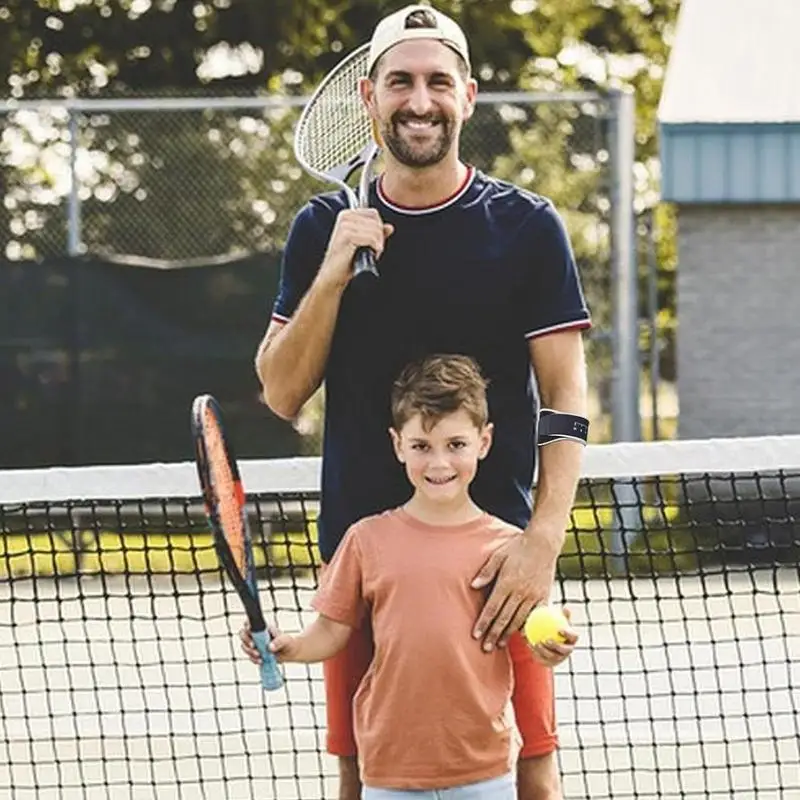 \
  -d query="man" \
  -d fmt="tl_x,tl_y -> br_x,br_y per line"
252,5 -> 590,799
